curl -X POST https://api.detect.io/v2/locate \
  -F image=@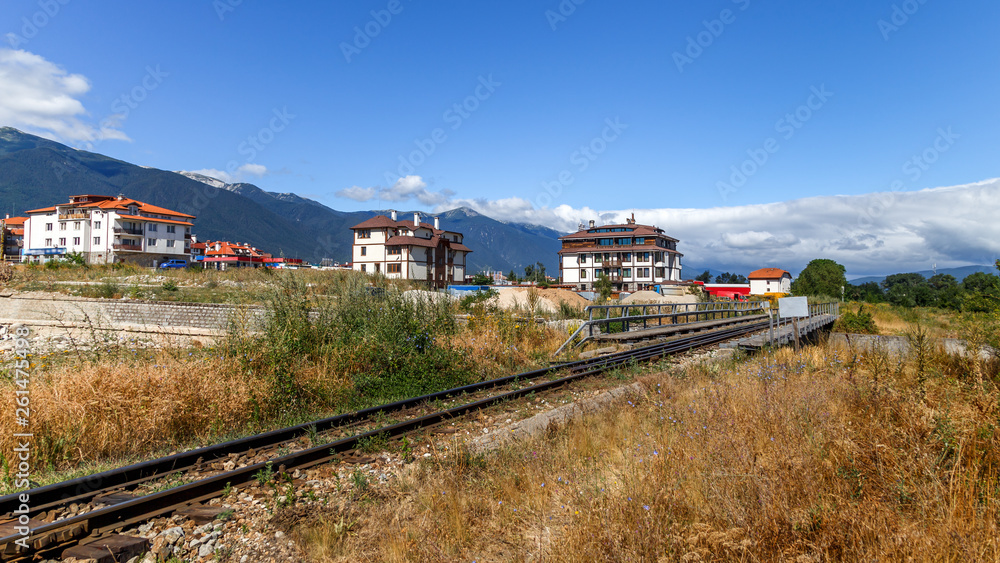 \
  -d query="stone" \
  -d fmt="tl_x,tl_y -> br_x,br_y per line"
198,540 -> 216,558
